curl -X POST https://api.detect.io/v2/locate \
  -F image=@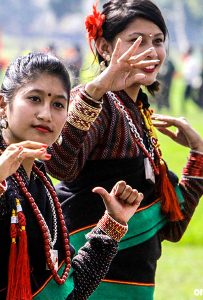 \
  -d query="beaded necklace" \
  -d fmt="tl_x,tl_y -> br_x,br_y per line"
13,164 -> 71,285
